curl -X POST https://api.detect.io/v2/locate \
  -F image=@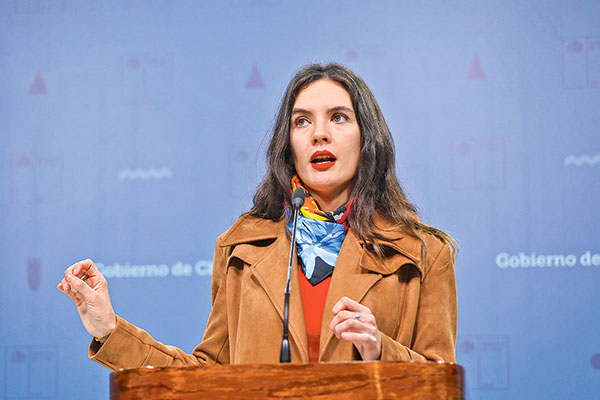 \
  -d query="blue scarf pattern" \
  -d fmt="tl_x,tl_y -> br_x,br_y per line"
288,215 -> 347,285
